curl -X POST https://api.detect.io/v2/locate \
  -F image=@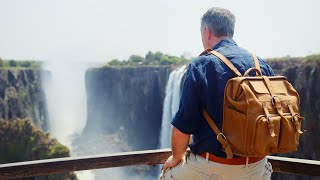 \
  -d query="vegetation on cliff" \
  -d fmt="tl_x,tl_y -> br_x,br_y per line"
105,51 -> 320,68
304,54 -> 320,67
0,118 -> 77,180
105,51 -> 192,66
0,58 -> 41,68
267,54 -> 320,63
